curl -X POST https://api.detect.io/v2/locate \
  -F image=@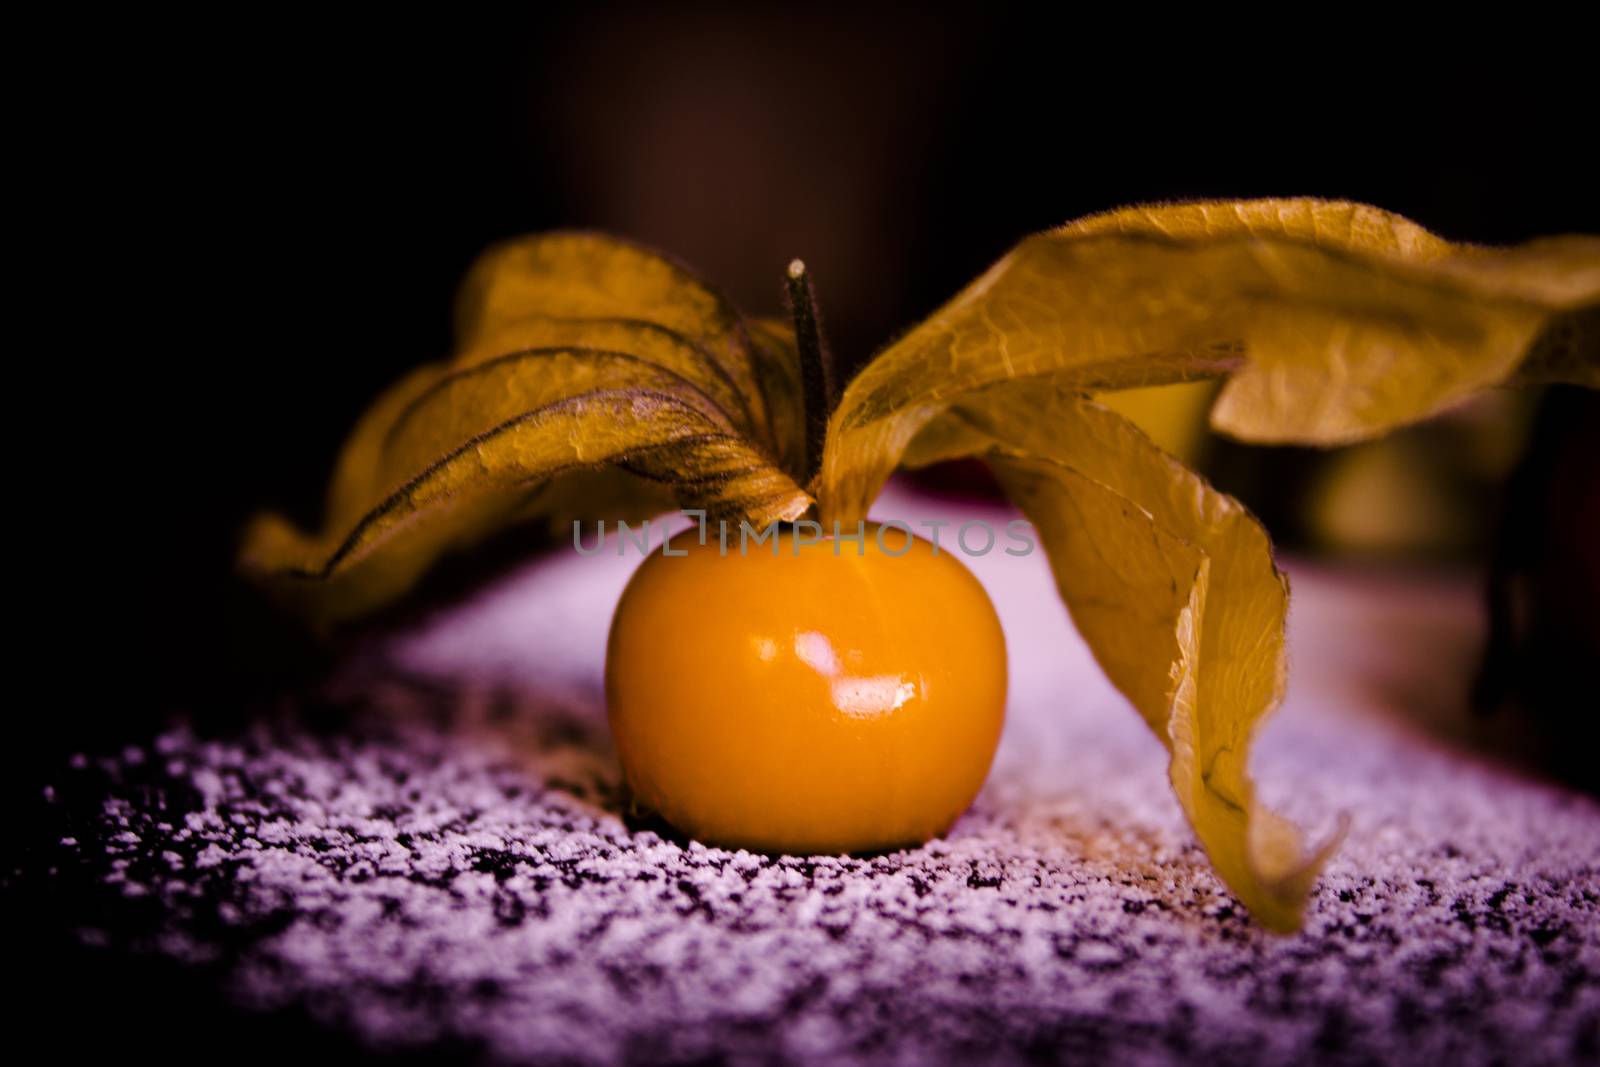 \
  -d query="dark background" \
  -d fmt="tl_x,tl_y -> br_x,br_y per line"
11,11 -> 1599,1060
